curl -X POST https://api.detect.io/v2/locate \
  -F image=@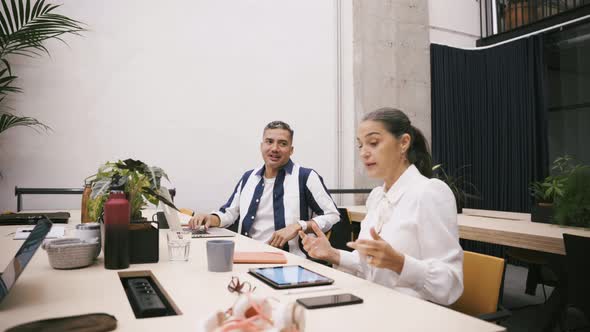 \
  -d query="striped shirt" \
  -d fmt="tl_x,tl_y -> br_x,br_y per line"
212,159 -> 340,257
